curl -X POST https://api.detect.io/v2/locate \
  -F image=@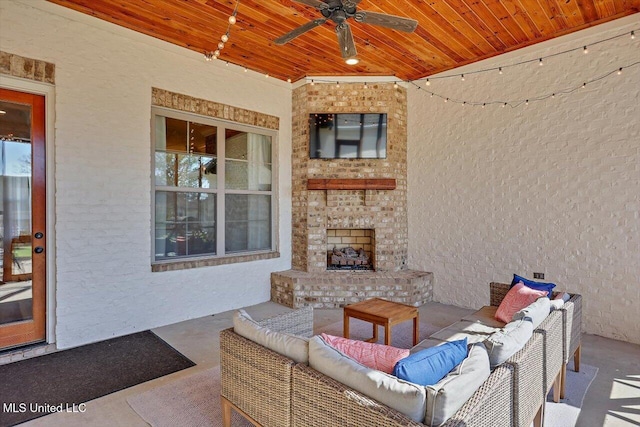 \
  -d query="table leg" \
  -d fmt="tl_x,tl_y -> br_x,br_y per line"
385,321 -> 391,346
413,313 -> 419,346
343,311 -> 350,339
372,323 -> 378,343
